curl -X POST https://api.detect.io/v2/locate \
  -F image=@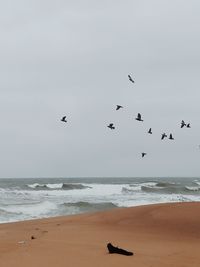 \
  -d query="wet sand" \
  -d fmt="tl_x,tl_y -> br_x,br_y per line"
0,202 -> 199,267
